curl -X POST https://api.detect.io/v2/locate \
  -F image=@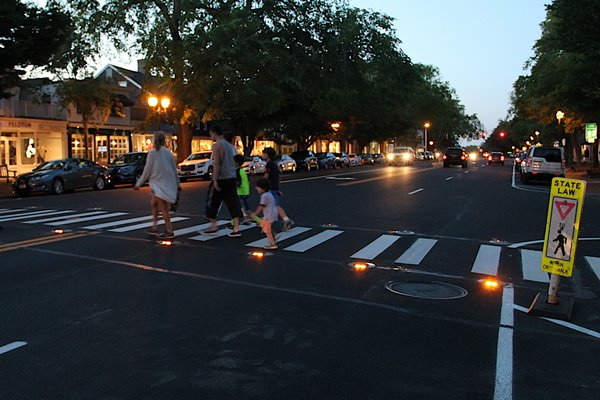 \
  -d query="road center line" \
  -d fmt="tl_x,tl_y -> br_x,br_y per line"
445,177 -> 454,181
408,188 -> 424,195
0,341 -> 27,356
494,284 -> 514,400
